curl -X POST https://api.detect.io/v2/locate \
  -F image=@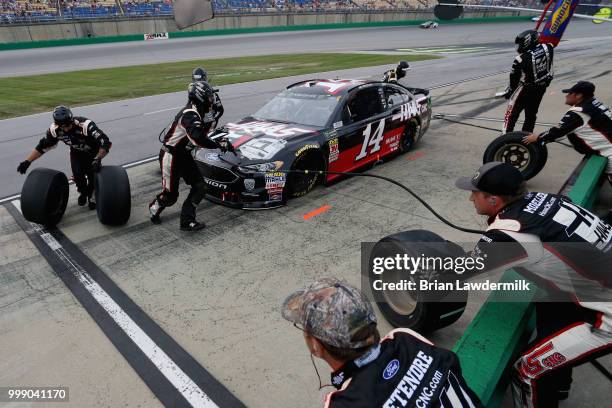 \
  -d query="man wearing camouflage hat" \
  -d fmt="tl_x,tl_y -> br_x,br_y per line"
281,278 -> 482,408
